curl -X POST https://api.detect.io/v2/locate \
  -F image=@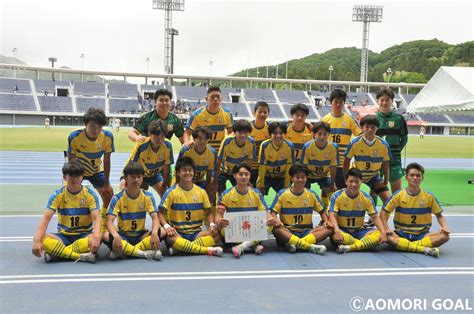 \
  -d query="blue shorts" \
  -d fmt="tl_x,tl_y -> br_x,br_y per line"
177,230 -> 201,242
83,172 -> 105,188
143,174 -> 164,187
395,229 -> 429,241
364,175 -> 384,191
196,180 -> 207,189
119,230 -> 148,245
306,176 -> 333,189
290,229 -> 311,238
262,176 -> 286,195
341,227 -> 372,240
54,231 -> 91,246
217,173 -> 236,191
335,168 -> 346,190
